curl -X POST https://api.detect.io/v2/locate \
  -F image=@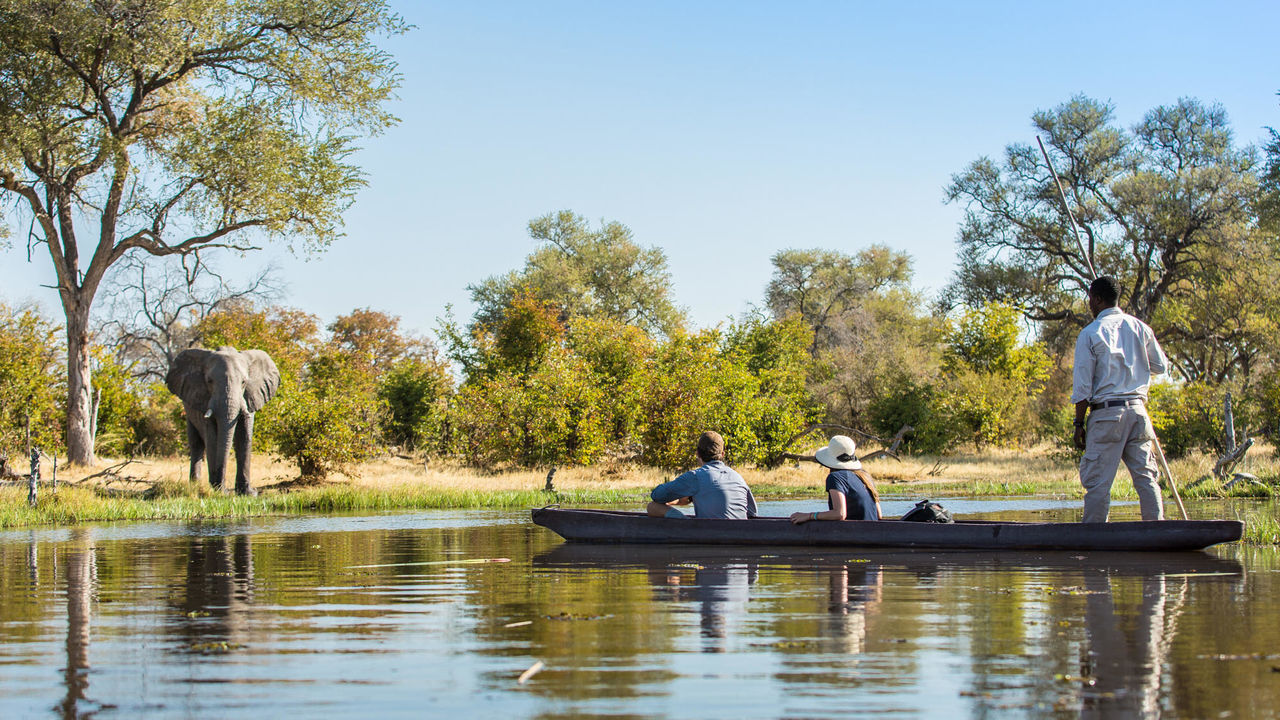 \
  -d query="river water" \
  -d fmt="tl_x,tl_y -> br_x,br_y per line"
1,499 -> 1276,719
